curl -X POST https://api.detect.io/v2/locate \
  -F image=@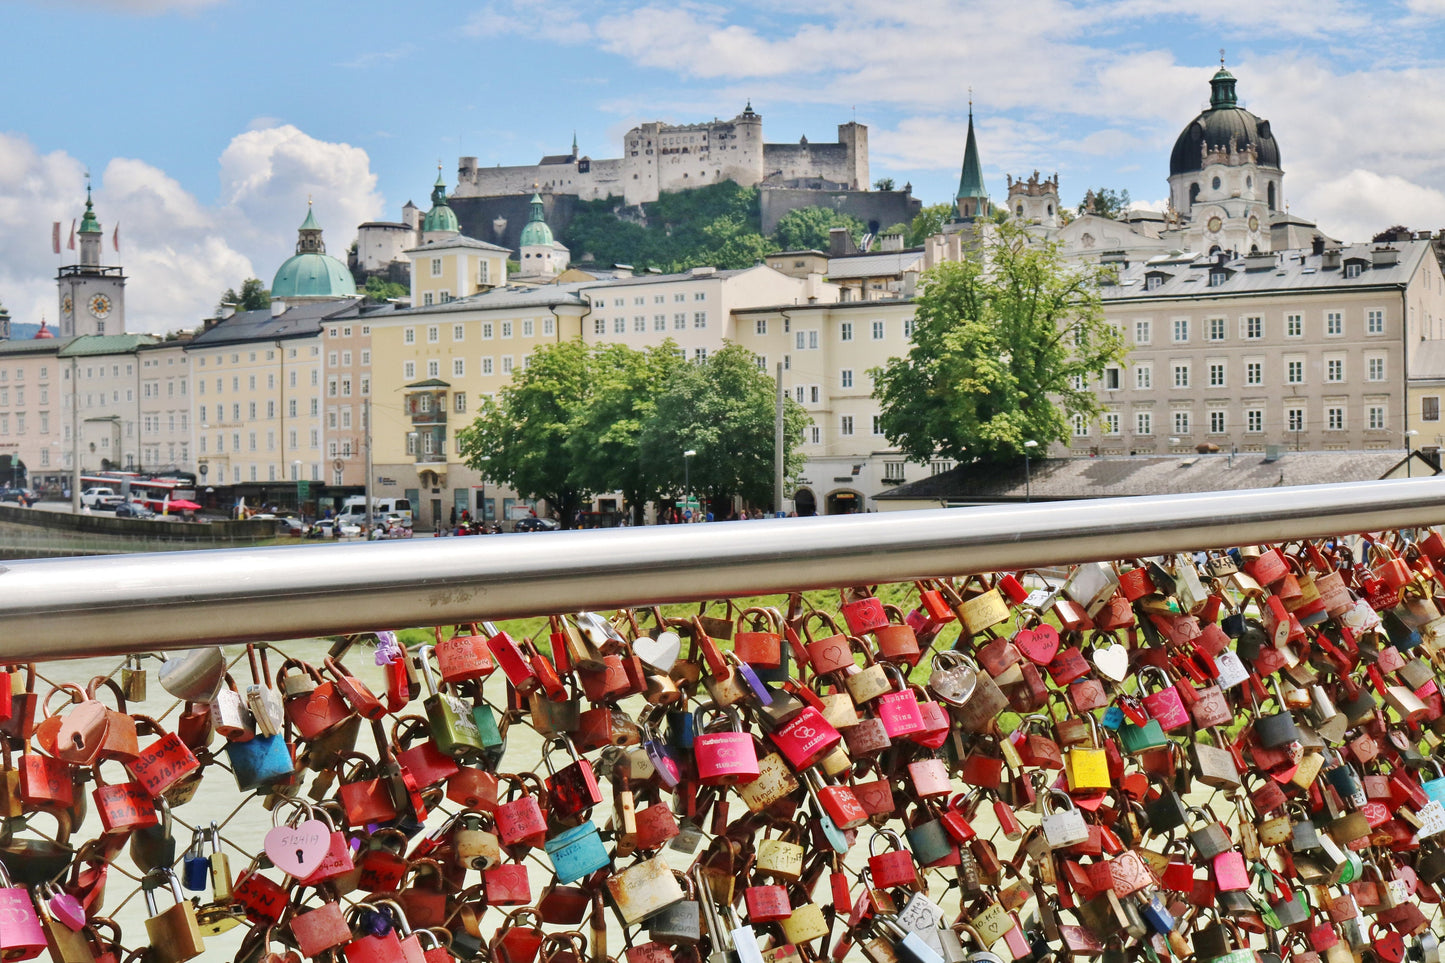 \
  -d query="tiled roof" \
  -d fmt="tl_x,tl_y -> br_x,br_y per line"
58,334 -> 158,356
186,299 -> 362,348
